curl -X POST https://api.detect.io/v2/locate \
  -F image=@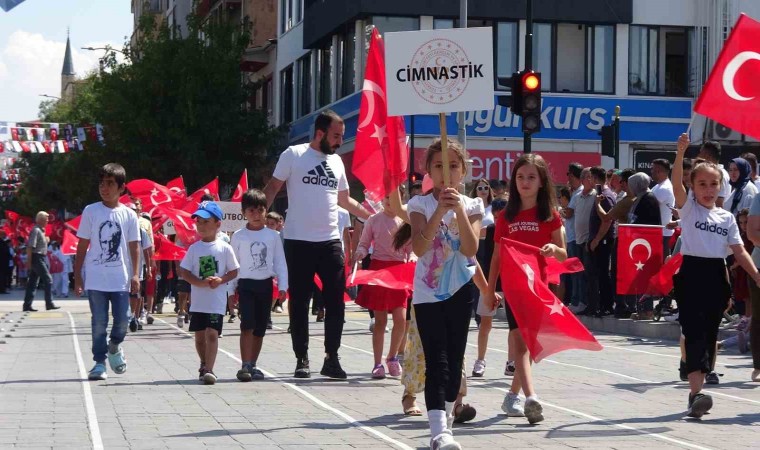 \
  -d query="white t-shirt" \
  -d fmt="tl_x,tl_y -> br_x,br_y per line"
338,206 -> 351,251
753,178 -> 760,192
134,227 -> 153,281
231,227 -> 288,291
651,179 -> 676,237
717,165 -> 731,201
408,193 -> 484,304
724,181 -> 758,216
481,204 -> 494,229
272,144 -> 349,242
677,191 -> 742,258
77,202 -> 140,292
180,239 -> 239,315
